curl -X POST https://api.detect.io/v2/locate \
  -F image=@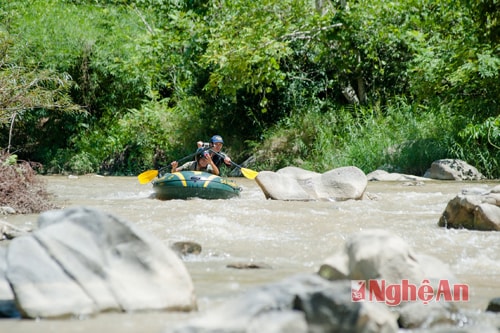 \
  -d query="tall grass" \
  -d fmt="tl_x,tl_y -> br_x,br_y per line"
451,115 -> 500,179
254,98 -> 456,176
